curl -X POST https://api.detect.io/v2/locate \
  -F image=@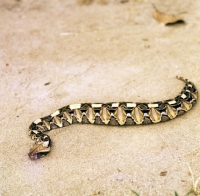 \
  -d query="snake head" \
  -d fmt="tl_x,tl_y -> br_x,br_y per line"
28,134 -> 51,160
